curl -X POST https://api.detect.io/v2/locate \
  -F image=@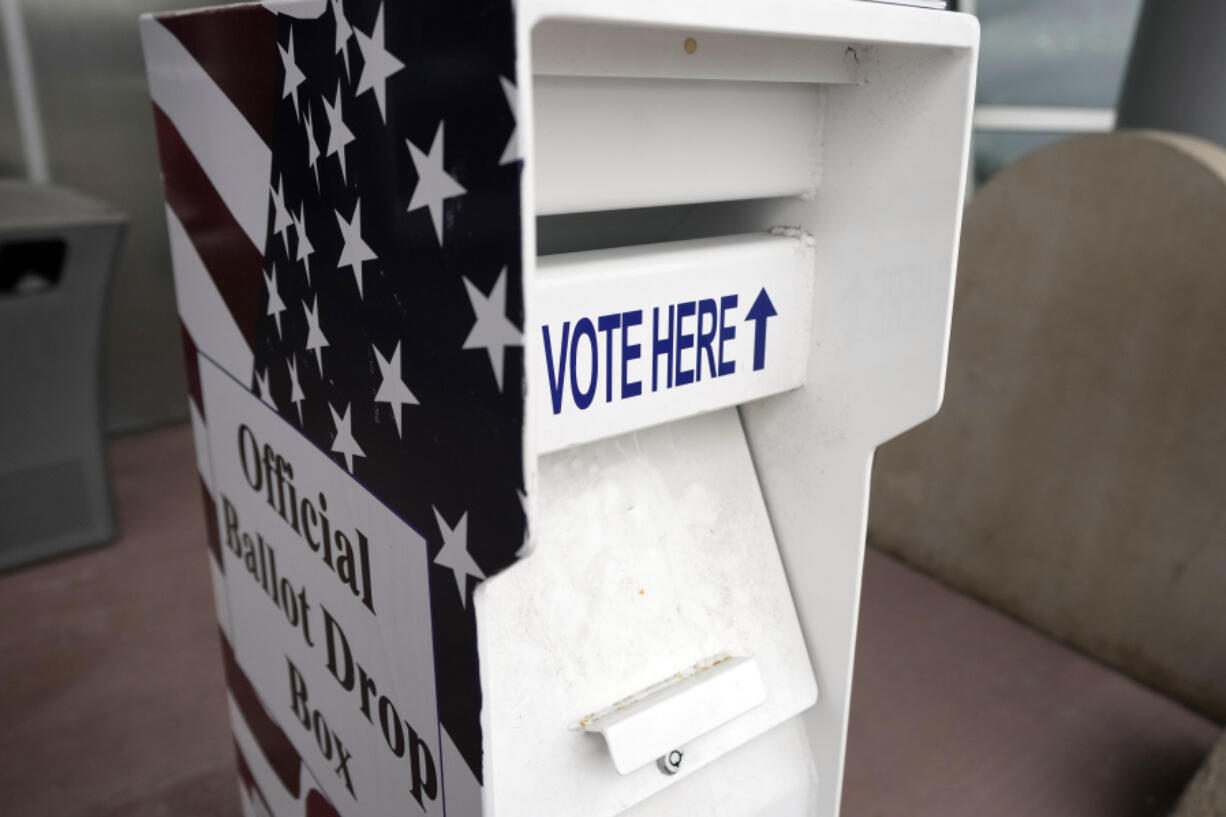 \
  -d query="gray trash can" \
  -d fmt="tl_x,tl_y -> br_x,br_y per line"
0,180 -> 124,570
